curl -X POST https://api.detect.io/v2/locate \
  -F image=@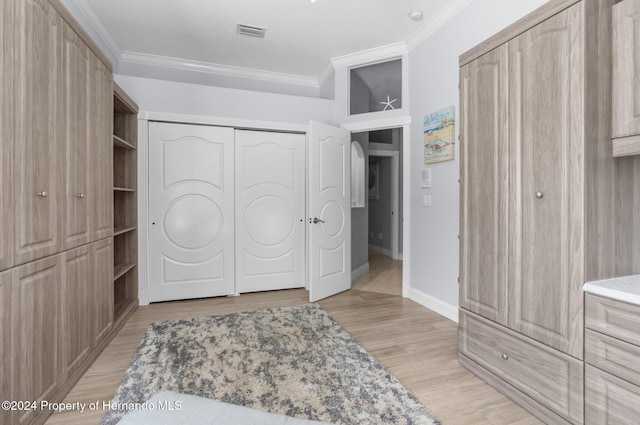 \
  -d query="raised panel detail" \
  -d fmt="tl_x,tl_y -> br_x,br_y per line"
63,23 -> 92,250
459,44 -> 509,325
241,142 -> 295,190
586,364 -> 640,425
508,4 -> 584,359
319,137 -> 346,196
14,0 -> 63,265
586,329 -> 640,387
162,137 -> 224,190
62,246 -> 91,377
92,55 -> 113,240
149,123 -> 235,302
0,0 -> 14,272
162,253 -> 224,283
460,309 -> 584,423
13,256 -> 63,425
613,0 -> 640,138
585,294 -> 640,347
0,271 -> 13,425
93,238 -> 113,345
235,131 -> 305,294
